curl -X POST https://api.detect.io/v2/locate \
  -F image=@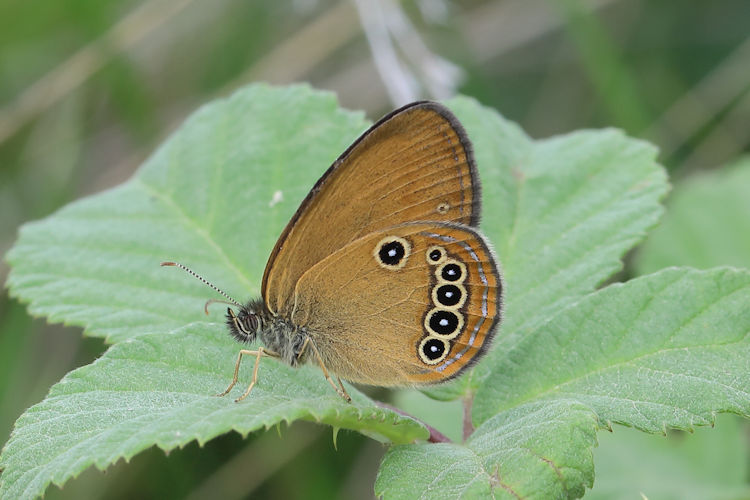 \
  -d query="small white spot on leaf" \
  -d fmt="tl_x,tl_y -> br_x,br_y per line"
269,190 -> 283,207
